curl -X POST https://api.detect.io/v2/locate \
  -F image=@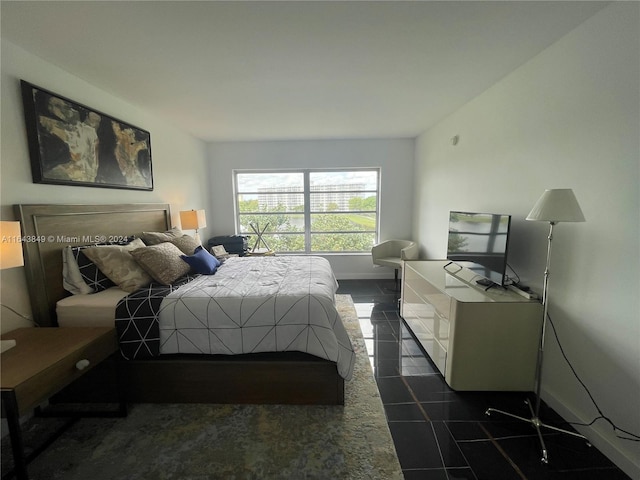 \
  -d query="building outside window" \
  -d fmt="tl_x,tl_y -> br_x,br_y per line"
234,169 -> 379,253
